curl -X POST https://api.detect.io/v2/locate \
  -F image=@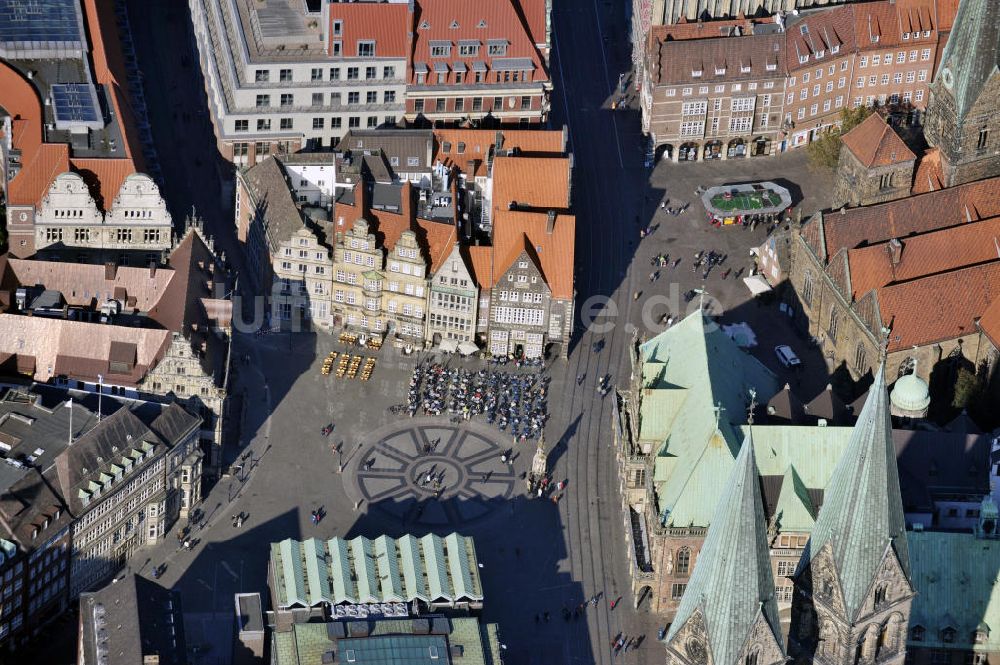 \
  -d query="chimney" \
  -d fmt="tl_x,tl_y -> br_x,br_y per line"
356,181 -> 369,217
494,130 -> 504,153
401,180 -> 414,222
104,262 -> 117,281
148,262 -> 156,278
888,238 -> 902,266
546,210 -> 556,234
